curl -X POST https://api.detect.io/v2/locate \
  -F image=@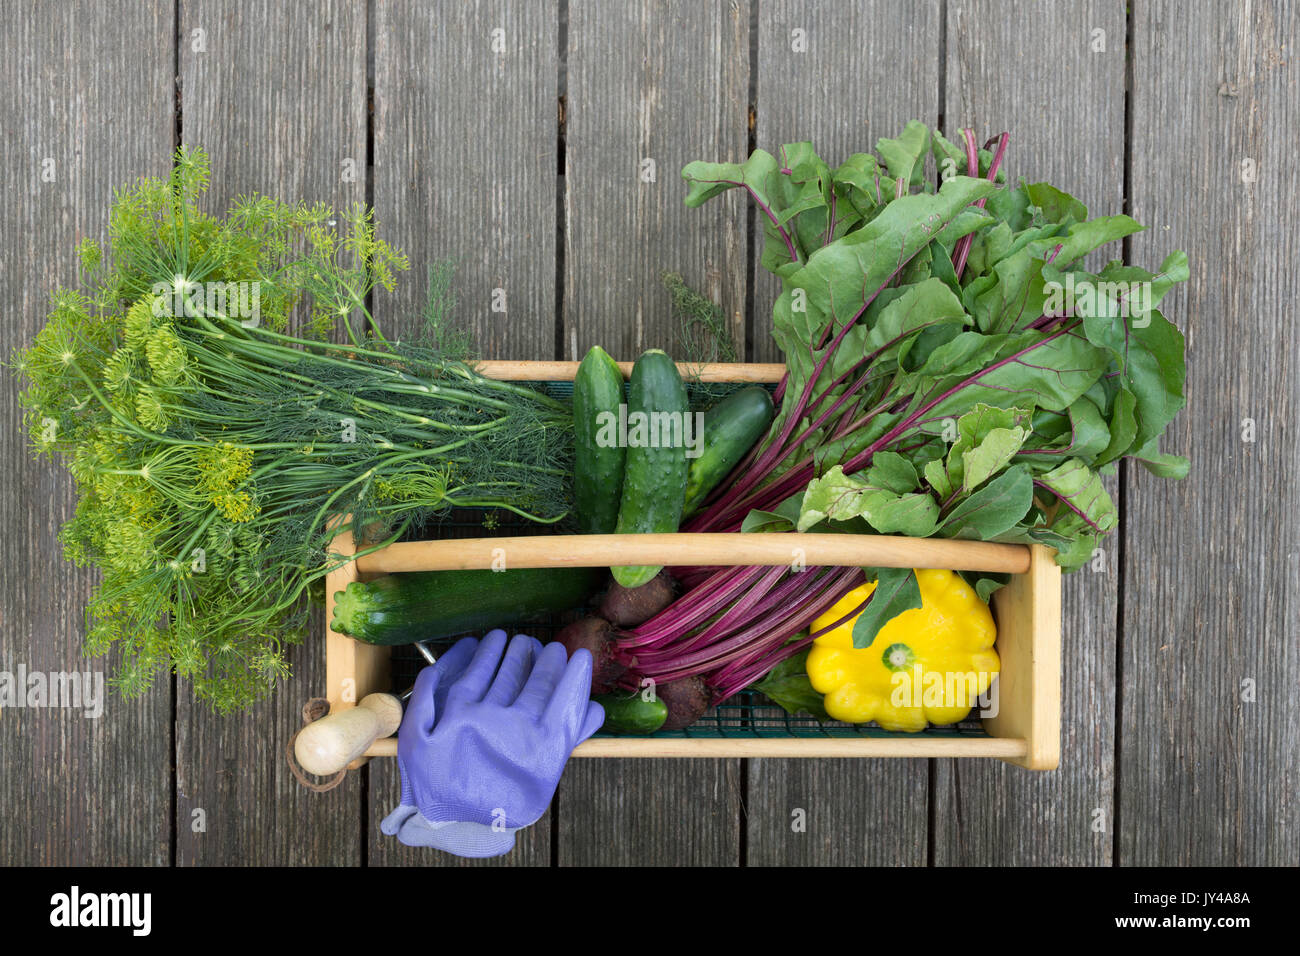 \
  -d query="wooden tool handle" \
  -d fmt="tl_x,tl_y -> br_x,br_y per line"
354,532 -> 1031,576
473,360 -> 786,383
295,693 -> 403,777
